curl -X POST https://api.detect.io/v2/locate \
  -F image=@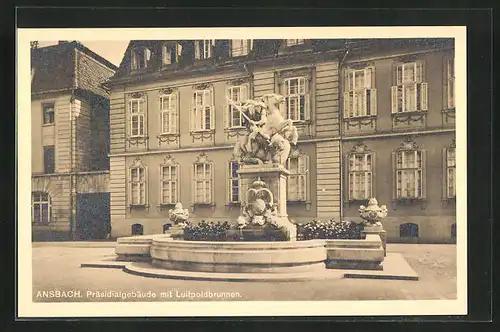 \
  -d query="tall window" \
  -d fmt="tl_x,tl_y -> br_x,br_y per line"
283,77 -> 309,122
162,43 -> 182,65
43,146 -> 55,174
395,150 -> 425,199
195,40 -> 214,60
159,93 -> 178,134
347,153 -> 373,200
445,147 -> 456,198
129,164 -> 147,205
225,85 -> 247,128
228,161 -> 240,203
193,161 -> 213,204
160,164 -> 179,204
230,39 -> 252,57
286,154 -> 308,201
286,39 -> 305,47
32,192 -> 51,224
128,98 -> 145,137
131,47 -> 151,70
391,61 -> 428,113
42,103 -> 55,124
343,67 -> 377,118
446,59 -> 455,109
191,89 -> 213,131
